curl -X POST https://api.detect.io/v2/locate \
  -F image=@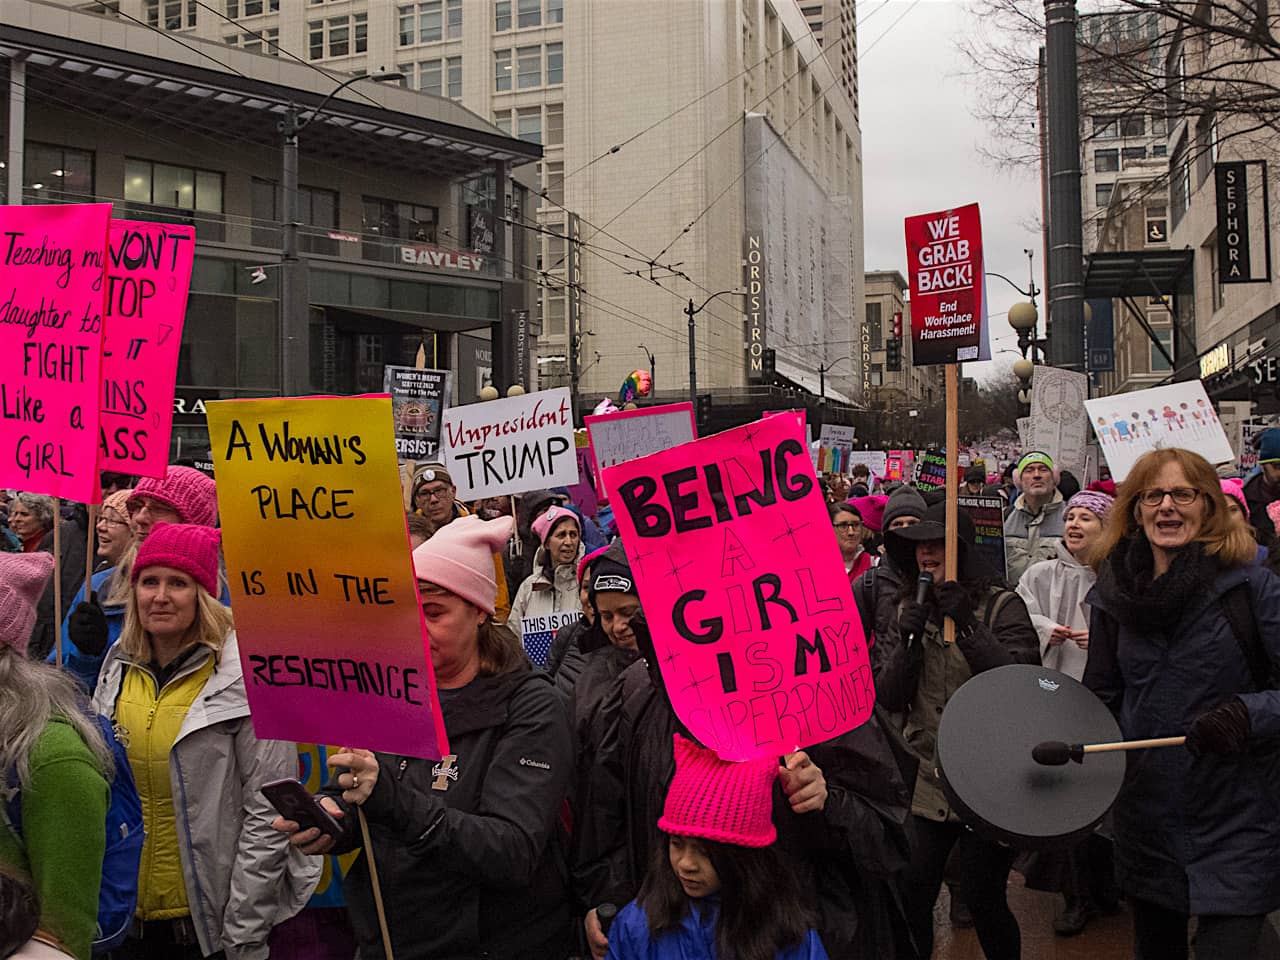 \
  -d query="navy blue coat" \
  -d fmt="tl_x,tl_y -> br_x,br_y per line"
1085,563 -> 1280,915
